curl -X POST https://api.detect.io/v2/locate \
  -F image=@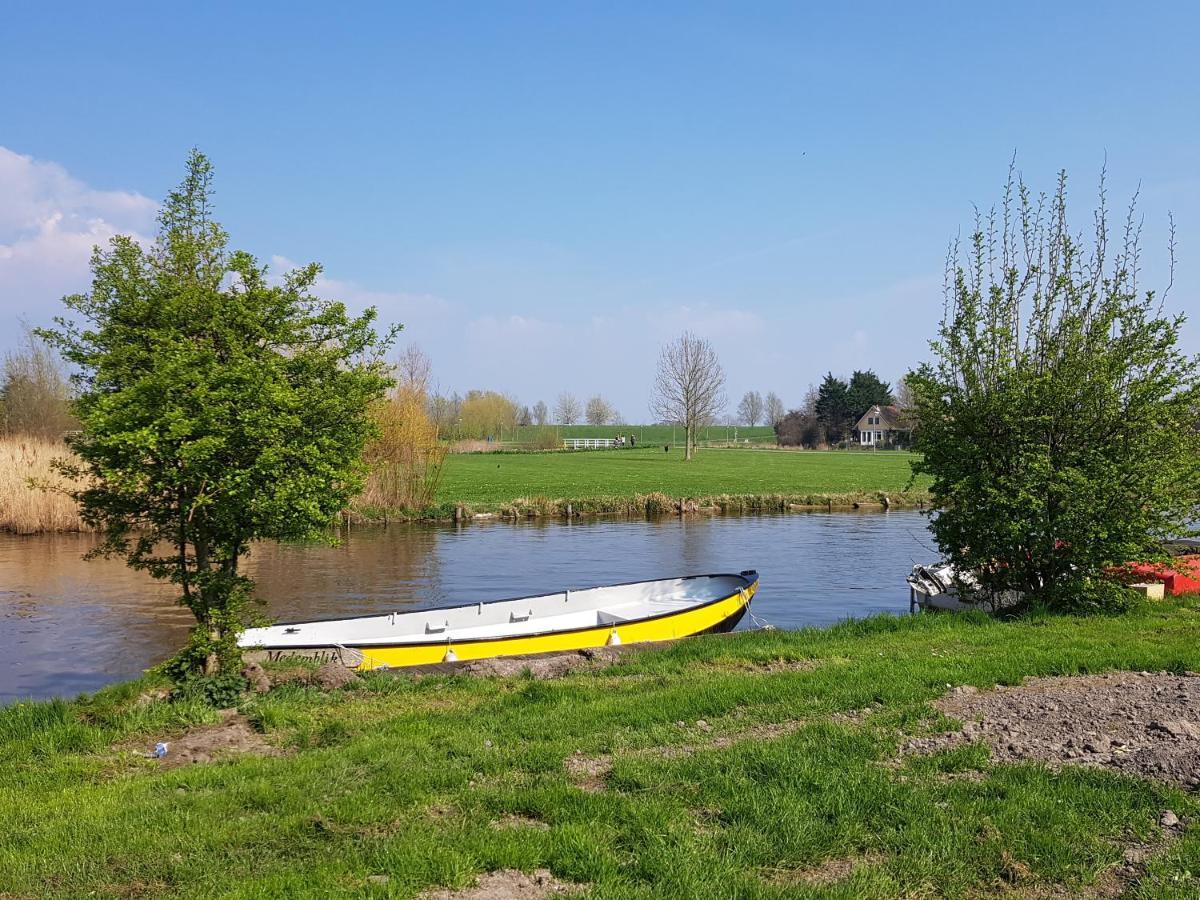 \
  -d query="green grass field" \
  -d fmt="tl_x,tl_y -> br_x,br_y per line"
512,424 -> 778,444
437,447 -> 925,506
3,602 -> 1198,897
